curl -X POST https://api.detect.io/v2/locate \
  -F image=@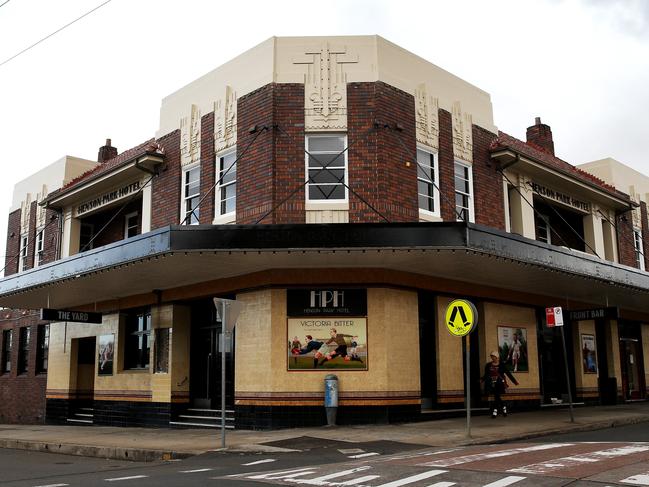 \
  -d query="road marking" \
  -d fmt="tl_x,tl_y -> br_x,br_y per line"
180,468 -> 214,473
104,475 -> 149,482
425,482 -> 456,487
482,476 -> 526,487
509,444 -> 649,475
292,466 -> 372,484
33,484 -> 69,487
247,468 -> 318,480
348,452 -> 380,459
339,448 -> 365,455
338,475 -> 382,485
375,469 -> 447,487
422,443 -> 573,467
621,471 -> 649,485
243,458 -> 277,466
